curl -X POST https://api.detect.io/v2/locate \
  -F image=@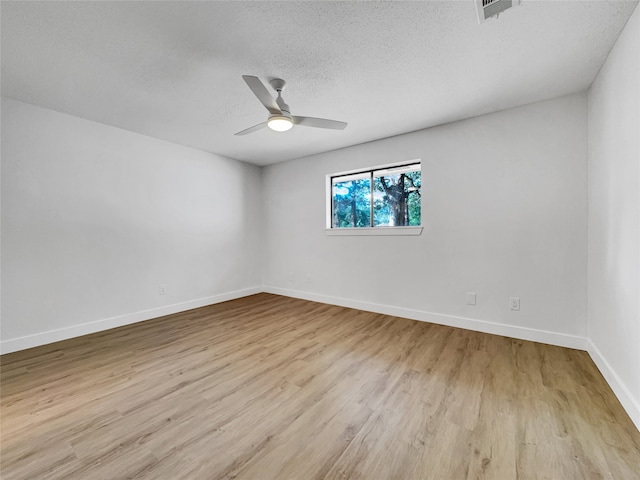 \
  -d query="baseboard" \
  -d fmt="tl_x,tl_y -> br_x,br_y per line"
0,286 -> 263,355
587,339 -> 640,431
3,286 -> 586,355
263,286 -> 588,350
